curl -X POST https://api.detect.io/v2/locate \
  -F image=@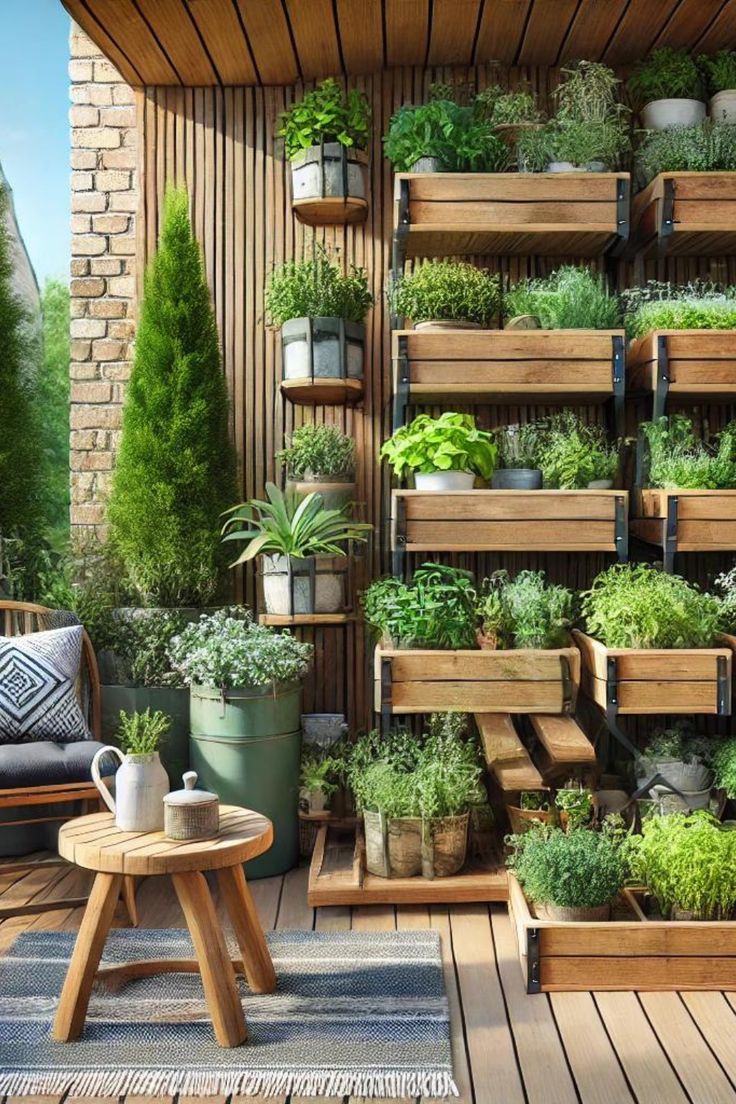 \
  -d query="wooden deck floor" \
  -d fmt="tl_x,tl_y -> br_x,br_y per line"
2,859 -> 736,1104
